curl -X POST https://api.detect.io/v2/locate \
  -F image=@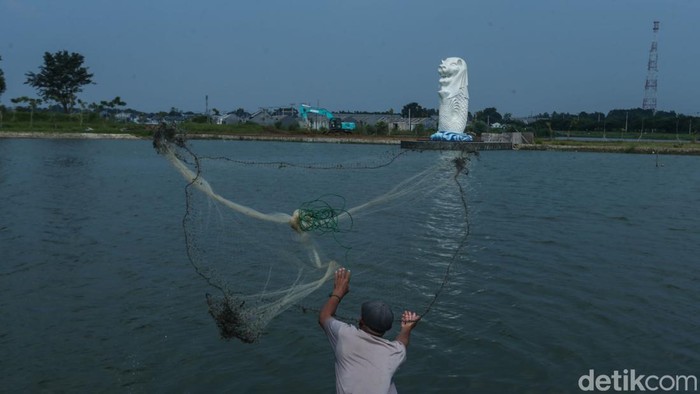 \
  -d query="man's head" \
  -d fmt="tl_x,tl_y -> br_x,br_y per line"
360,301 -> 394,336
